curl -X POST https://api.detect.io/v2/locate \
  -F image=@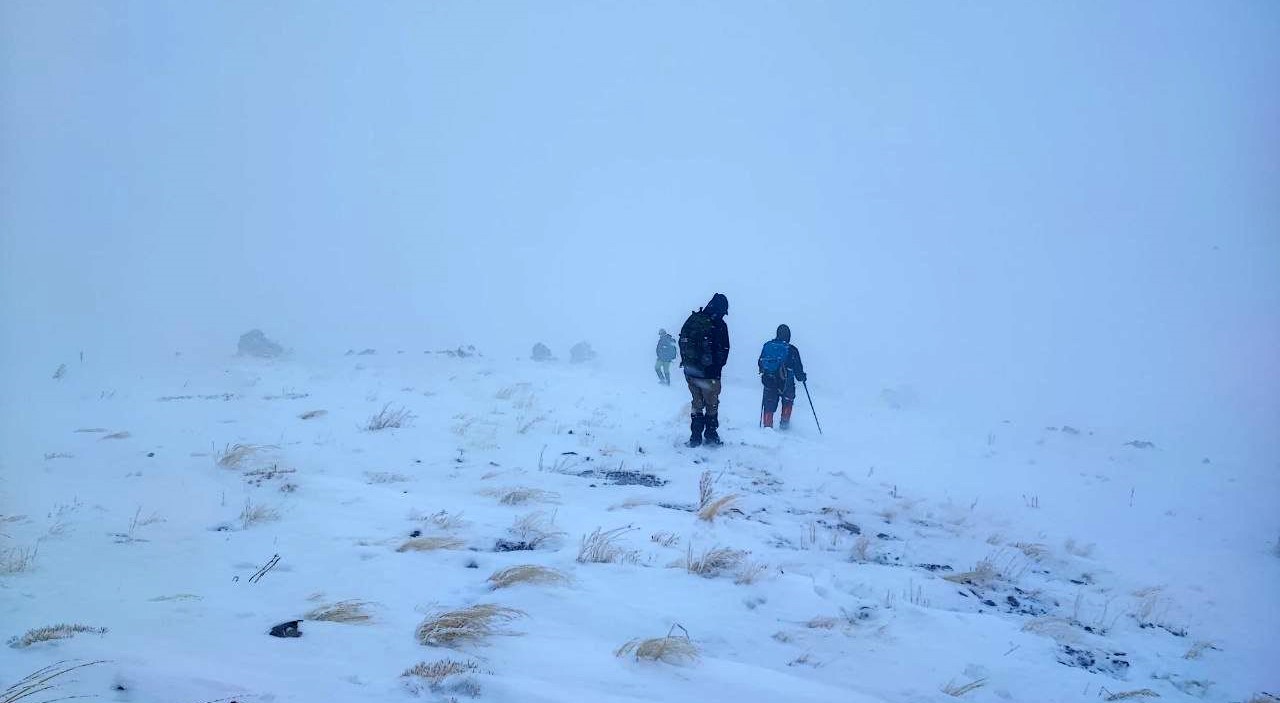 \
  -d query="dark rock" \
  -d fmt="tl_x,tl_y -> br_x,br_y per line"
269,620 -> 301,638
982,599 -> 997,607
237,330 -> 284,358
836,522 -> 862,535
916,563 -> 953,572
1124,440 -> 1156,449
494,539 -> 535,552
146,452 -> 155,457
410,529 -> 422,538
1006,595 -> 1020,608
